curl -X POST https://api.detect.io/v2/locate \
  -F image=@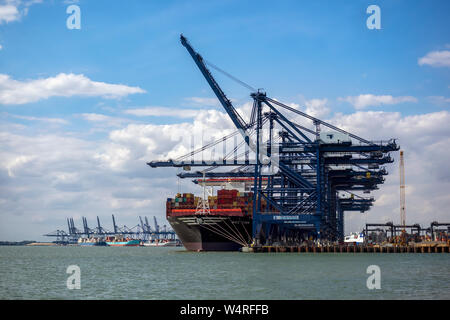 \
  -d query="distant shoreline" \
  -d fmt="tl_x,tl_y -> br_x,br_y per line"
0,241 -> 38,246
